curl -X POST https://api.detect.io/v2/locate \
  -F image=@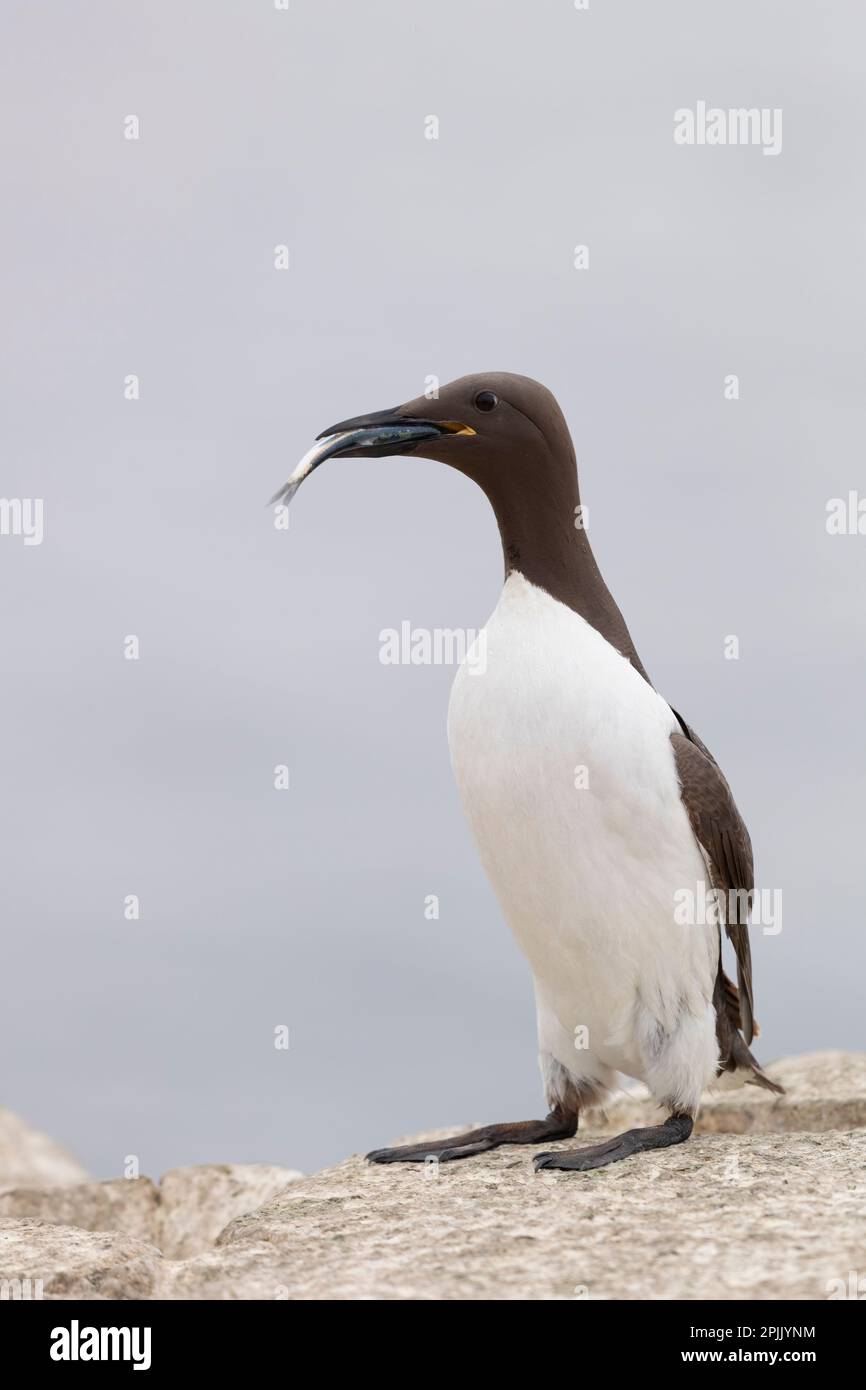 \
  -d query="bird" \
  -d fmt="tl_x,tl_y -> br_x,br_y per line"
272,372 -> 783,1173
